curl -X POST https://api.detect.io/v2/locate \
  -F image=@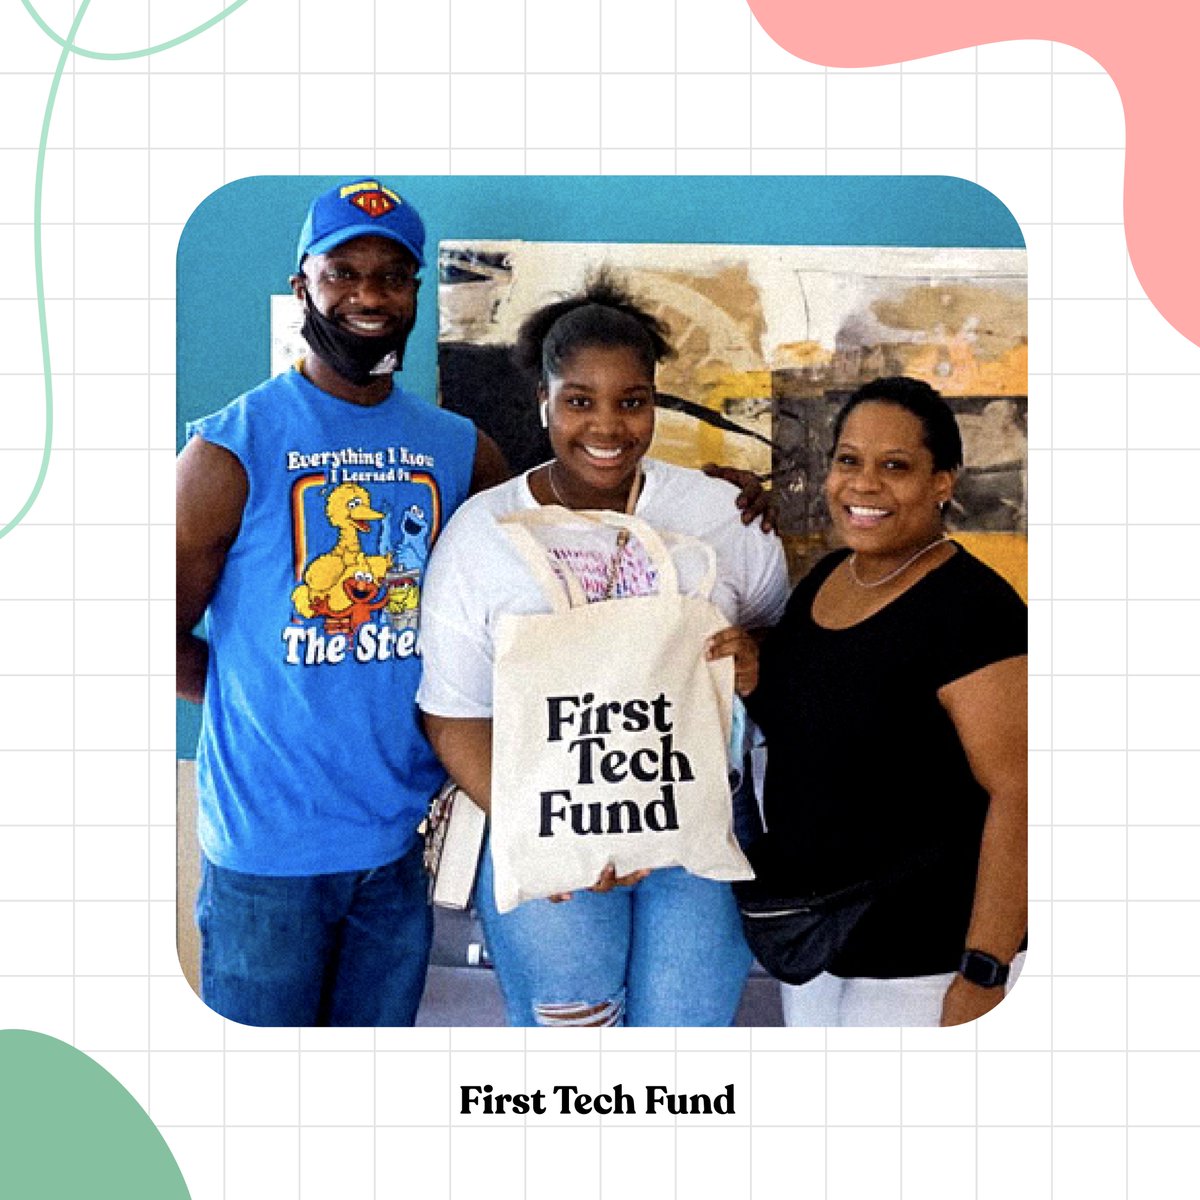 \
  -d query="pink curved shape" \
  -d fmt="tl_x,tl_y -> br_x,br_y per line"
748,0 -> 1200,348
